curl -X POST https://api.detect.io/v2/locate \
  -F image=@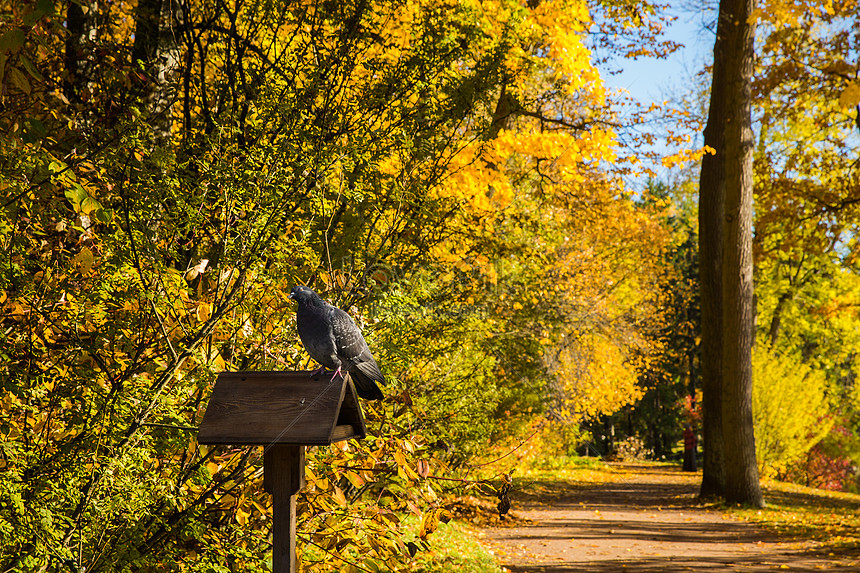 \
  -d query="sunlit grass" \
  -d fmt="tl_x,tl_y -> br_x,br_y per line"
730,478 -> 860,550
411,519 -> 503,573
515,455 -> 681,488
